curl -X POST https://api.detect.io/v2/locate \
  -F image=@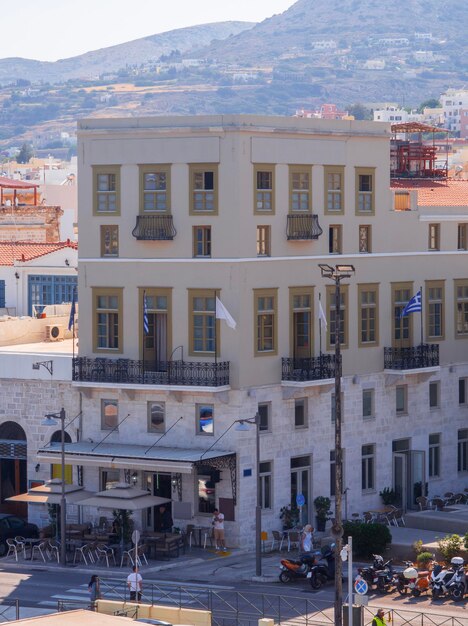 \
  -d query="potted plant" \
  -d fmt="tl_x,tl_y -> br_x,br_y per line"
279,505 -> 300,530
314,496 -> 331,532
379,487 -> 397,506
